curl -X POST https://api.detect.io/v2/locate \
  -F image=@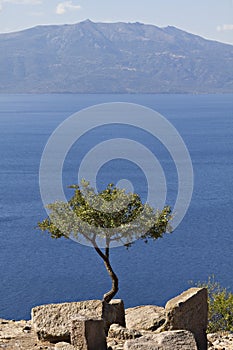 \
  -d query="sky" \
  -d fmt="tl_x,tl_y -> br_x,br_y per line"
0,0 -> 232,45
